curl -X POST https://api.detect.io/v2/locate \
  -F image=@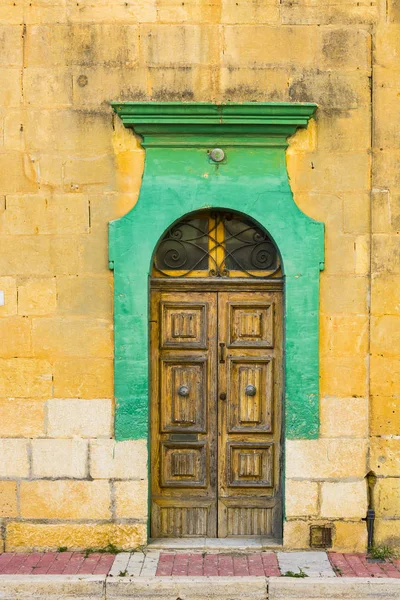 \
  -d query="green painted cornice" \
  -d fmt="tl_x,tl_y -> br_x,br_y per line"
111,102 -> 317,147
